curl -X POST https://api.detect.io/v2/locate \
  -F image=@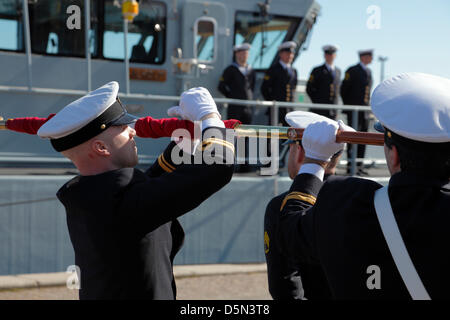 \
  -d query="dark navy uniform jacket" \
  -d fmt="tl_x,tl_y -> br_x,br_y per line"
264,191 -> 331,300
340,63 -> 373,166
218,64 -> 256,124
340,63 -> 372,107
306,64 -> 341,120
57,127 -> 234,300
277,171 -> 450,299
261,61 -> 298,126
